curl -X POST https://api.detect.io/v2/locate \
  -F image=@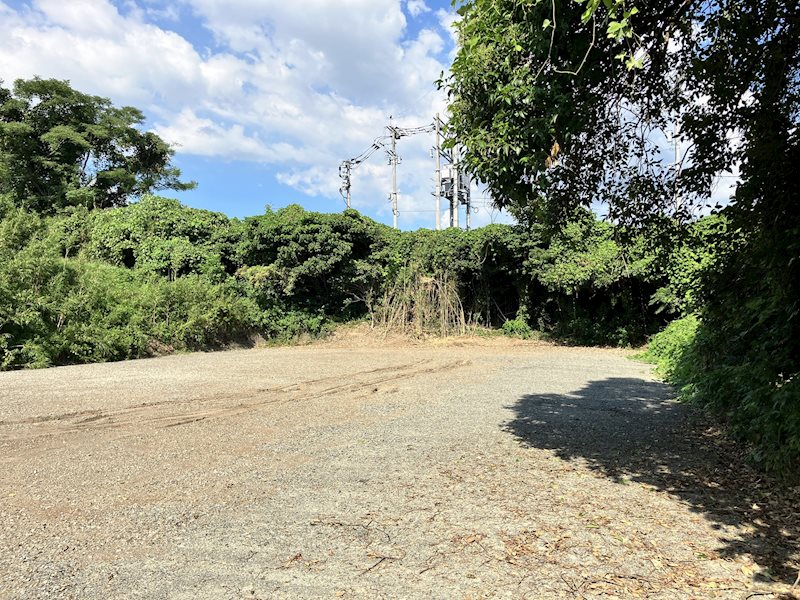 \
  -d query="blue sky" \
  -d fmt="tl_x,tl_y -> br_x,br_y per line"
1,0 -> 513,228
